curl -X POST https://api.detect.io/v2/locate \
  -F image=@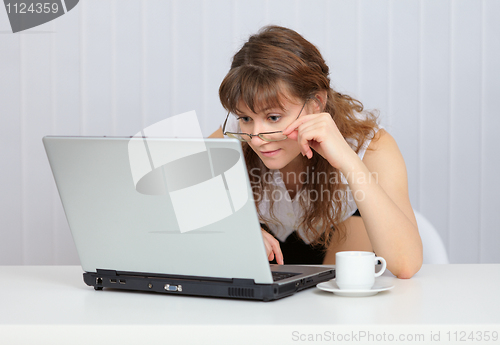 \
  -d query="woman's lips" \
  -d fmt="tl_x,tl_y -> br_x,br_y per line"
260,149 -> 281,157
